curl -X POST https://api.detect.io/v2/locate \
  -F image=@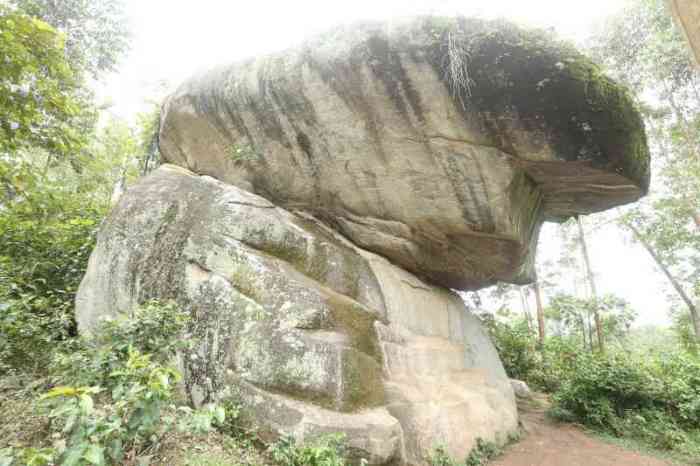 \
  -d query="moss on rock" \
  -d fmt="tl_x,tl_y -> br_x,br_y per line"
420,17 -> 650,192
